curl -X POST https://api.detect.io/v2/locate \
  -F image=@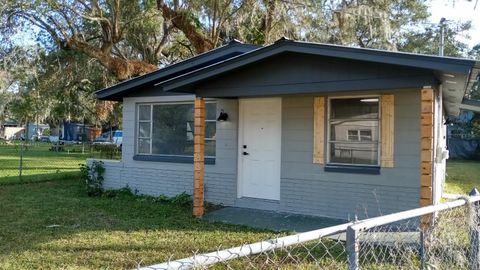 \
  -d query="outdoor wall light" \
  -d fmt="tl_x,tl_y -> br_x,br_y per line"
217,109 -> 229,121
